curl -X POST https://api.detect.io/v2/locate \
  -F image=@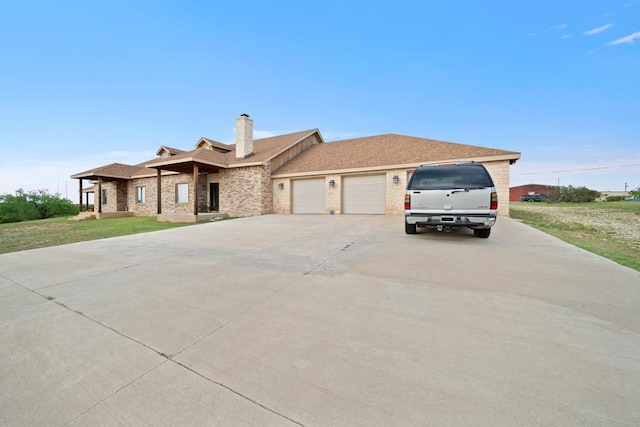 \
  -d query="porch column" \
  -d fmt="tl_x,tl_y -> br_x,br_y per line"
156,169 -> 162,214
193,164 -> 199,216
97,178 -> 102,213
78,179 -> 83,212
